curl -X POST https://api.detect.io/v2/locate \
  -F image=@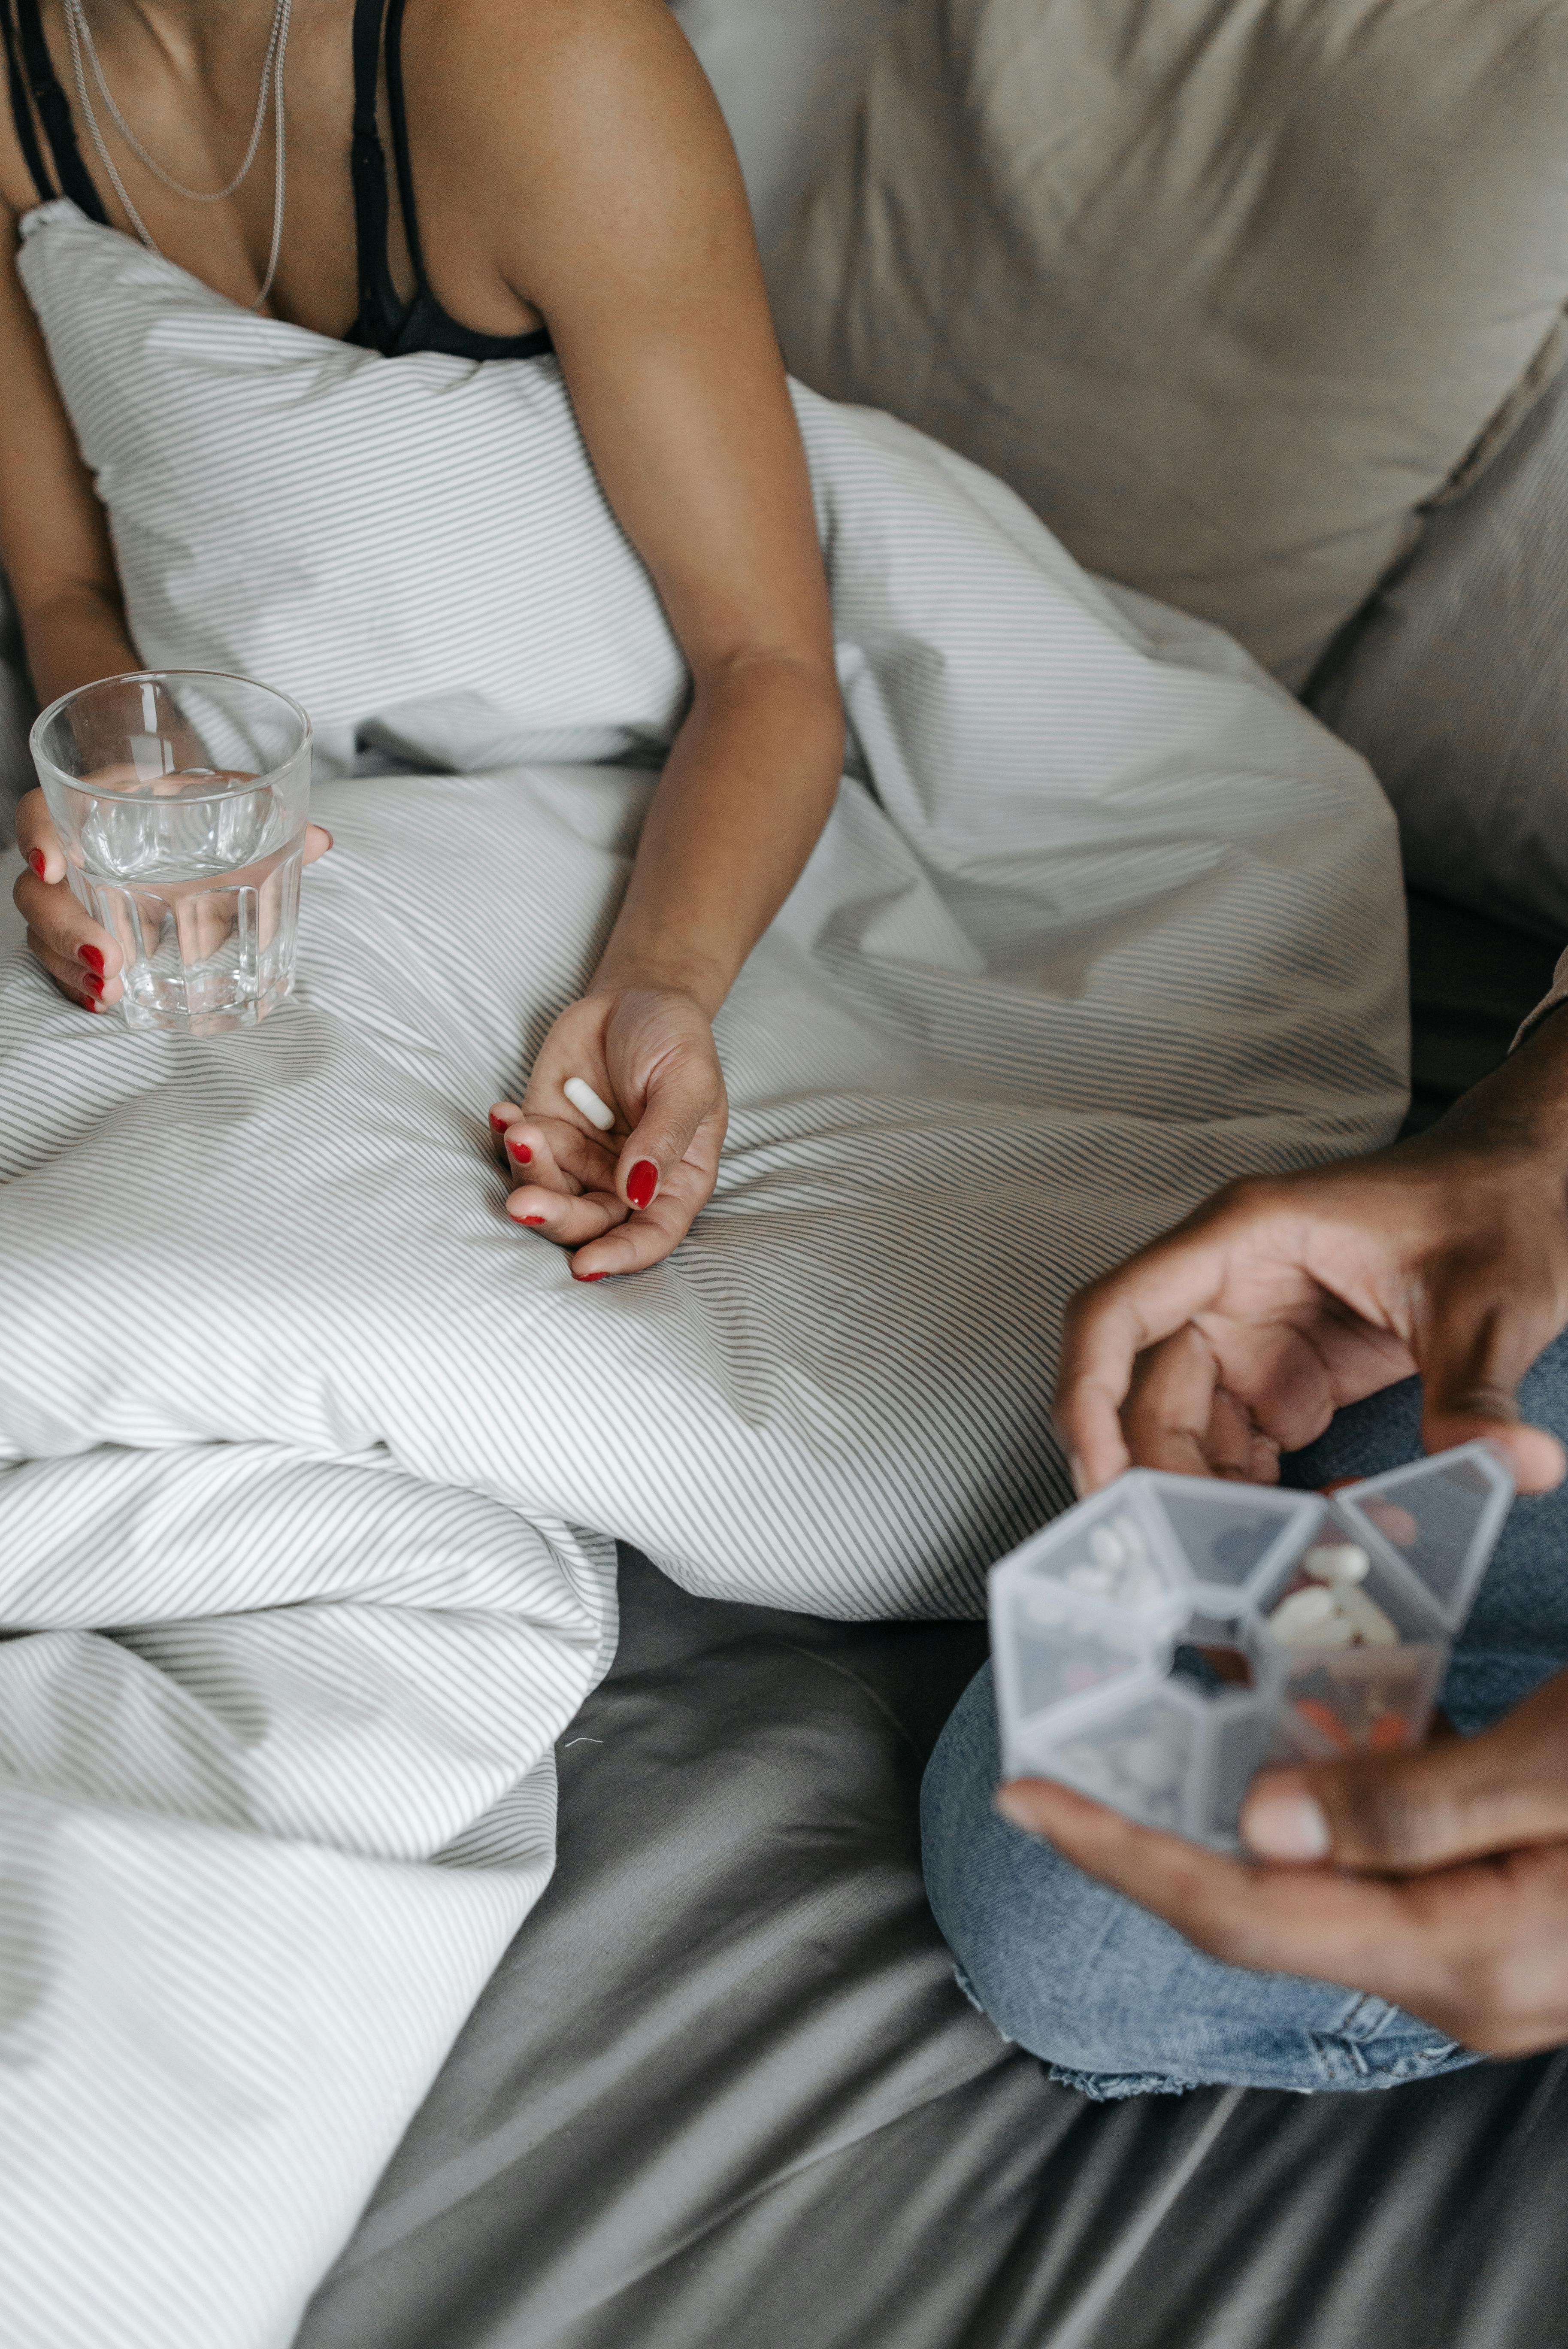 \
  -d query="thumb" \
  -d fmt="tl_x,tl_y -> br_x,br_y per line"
615,1053 -> 715,1213
302,823 -> 333,867
1417,1273 -> 1565,1495
1241,1672 -> 1568,1873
